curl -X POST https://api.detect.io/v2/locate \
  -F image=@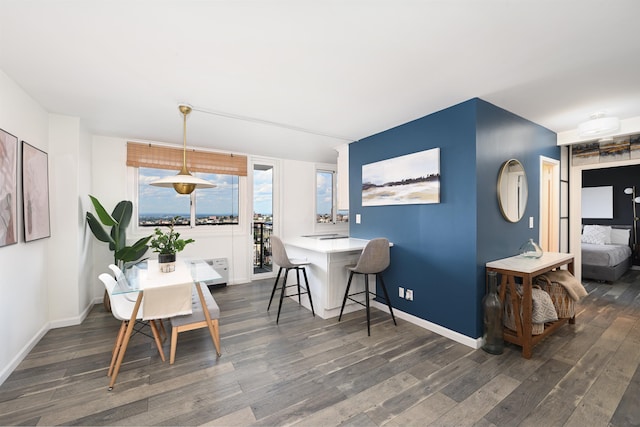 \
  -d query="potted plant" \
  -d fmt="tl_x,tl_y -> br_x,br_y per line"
150,216 -> 195,272
86,195 -> 152,310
